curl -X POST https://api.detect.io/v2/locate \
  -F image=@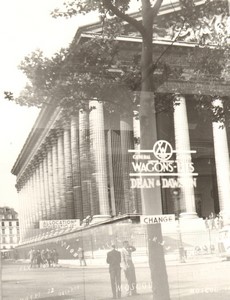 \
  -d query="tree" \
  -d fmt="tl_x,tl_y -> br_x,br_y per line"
4,0 -> 230,299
